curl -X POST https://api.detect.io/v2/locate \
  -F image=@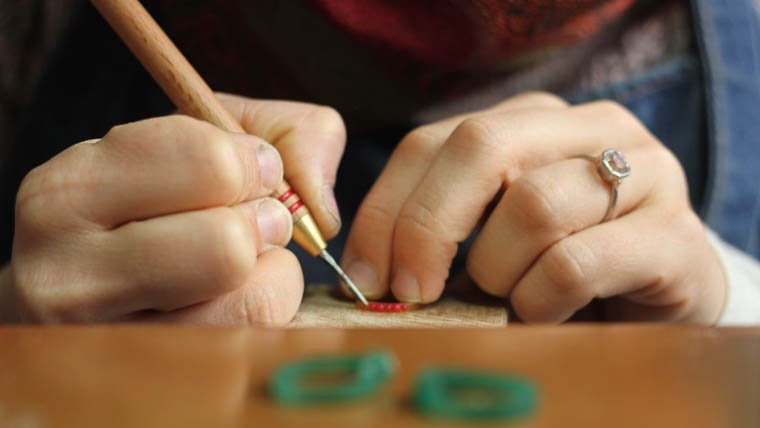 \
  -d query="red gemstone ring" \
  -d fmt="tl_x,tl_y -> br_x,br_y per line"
576,148 -> 631,223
